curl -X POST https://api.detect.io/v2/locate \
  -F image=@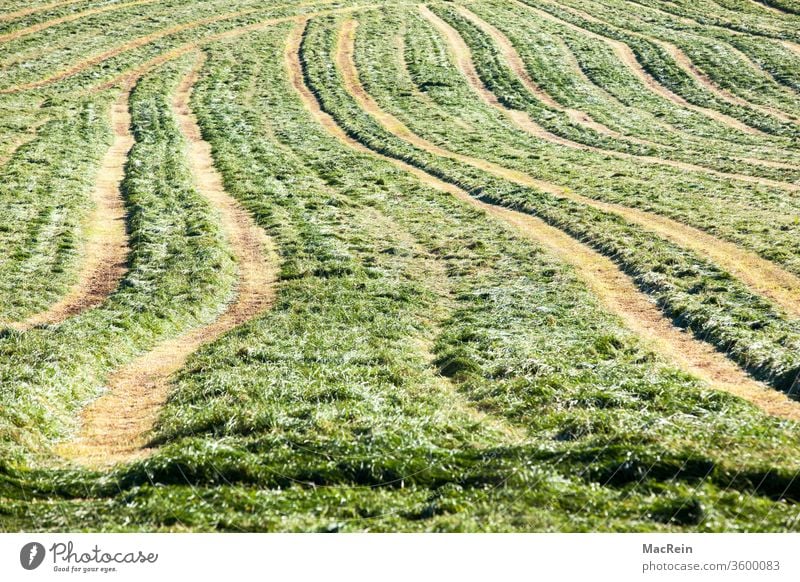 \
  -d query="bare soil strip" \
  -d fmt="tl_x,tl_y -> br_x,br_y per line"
340,19 -> 800,319
421,6 -> 800,192
0,0 -> 157,44
0,0 -> 85,23
0,0 -> 341,94
505,0 -> 765,136
782,40 -> 800,58
59,55 -> 278,467
287,22 -> 800,421
9,92 -> 131,332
